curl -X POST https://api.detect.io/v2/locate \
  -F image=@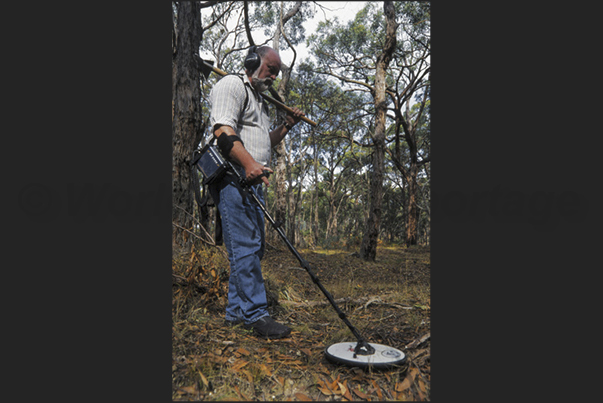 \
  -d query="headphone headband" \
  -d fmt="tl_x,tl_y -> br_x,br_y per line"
244,45 -> 261,73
